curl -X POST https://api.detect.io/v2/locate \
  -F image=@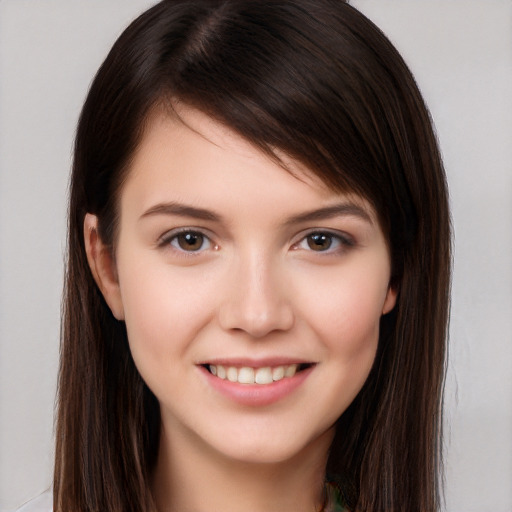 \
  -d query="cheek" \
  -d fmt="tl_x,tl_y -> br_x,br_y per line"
304,269 -> 388,415
115,254 -> 217,376
299,265 -> 388,357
